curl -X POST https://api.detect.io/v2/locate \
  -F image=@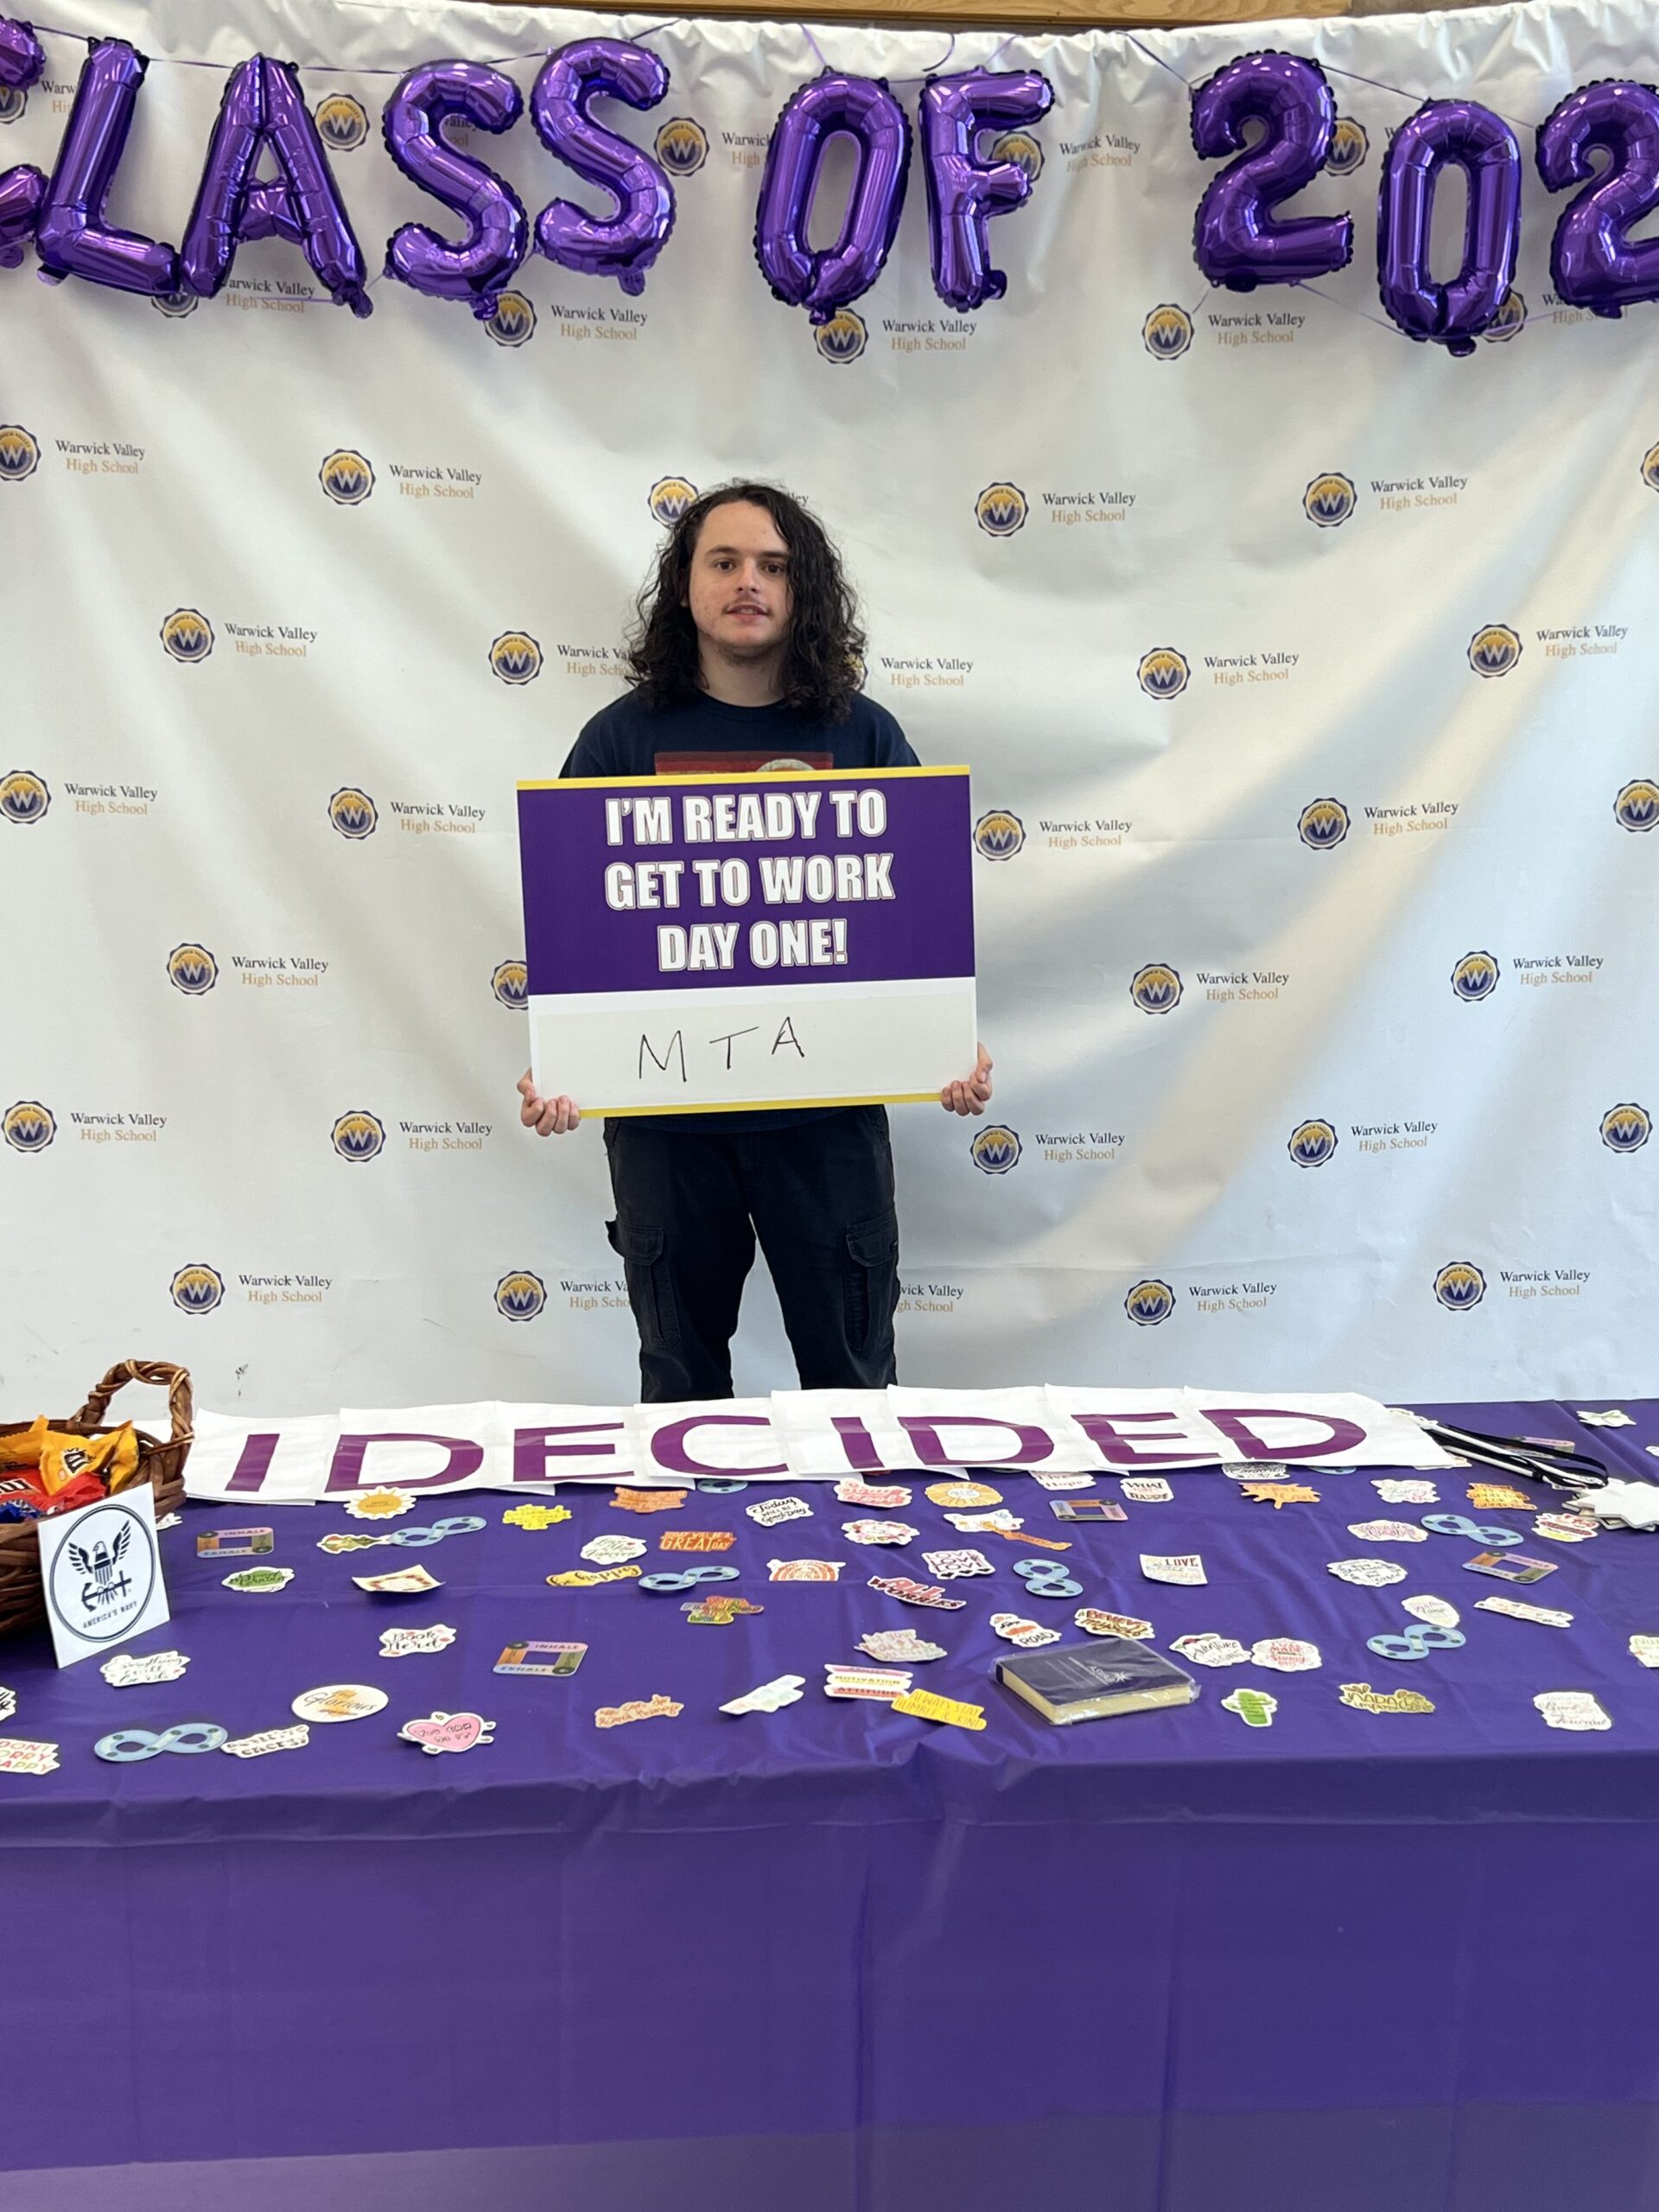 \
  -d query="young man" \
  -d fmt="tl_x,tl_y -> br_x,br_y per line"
518,481 -> 992,1402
